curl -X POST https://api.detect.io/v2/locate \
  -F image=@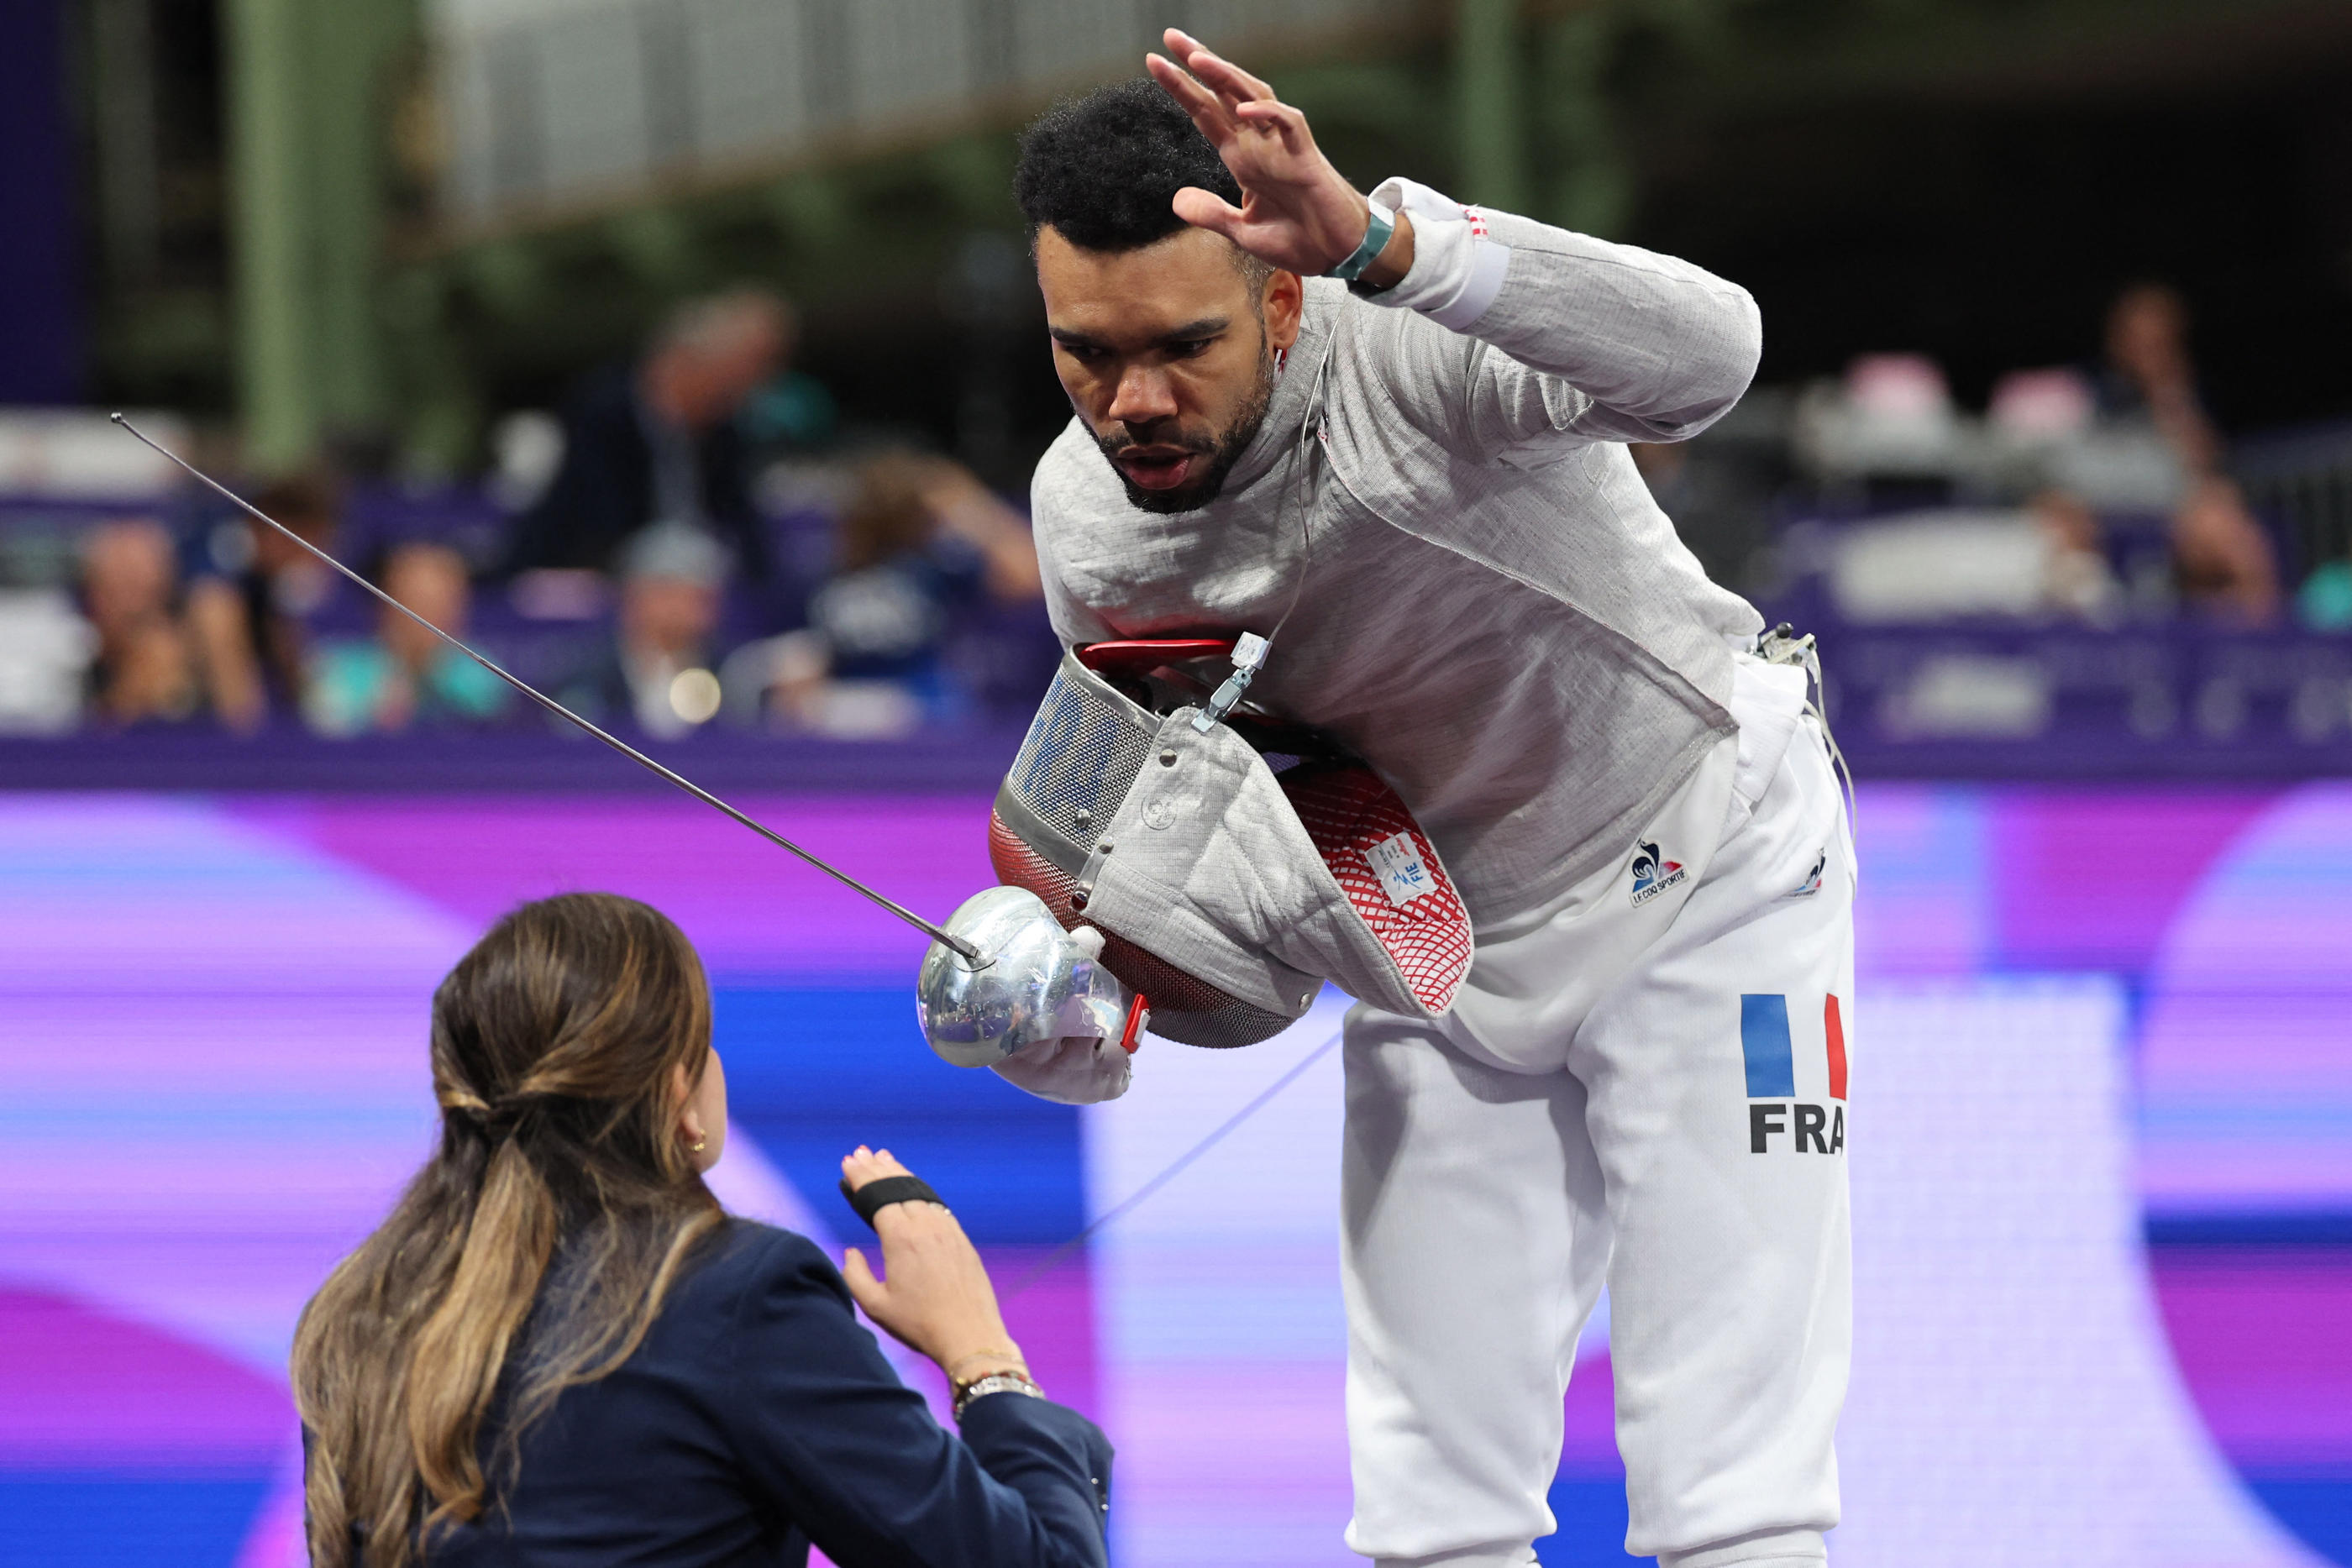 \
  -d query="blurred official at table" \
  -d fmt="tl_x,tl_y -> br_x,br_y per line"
501,288 -> 795,583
